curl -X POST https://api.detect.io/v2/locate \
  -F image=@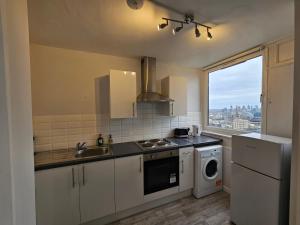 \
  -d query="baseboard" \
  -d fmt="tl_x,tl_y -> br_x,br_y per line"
223,185 -> 231,194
